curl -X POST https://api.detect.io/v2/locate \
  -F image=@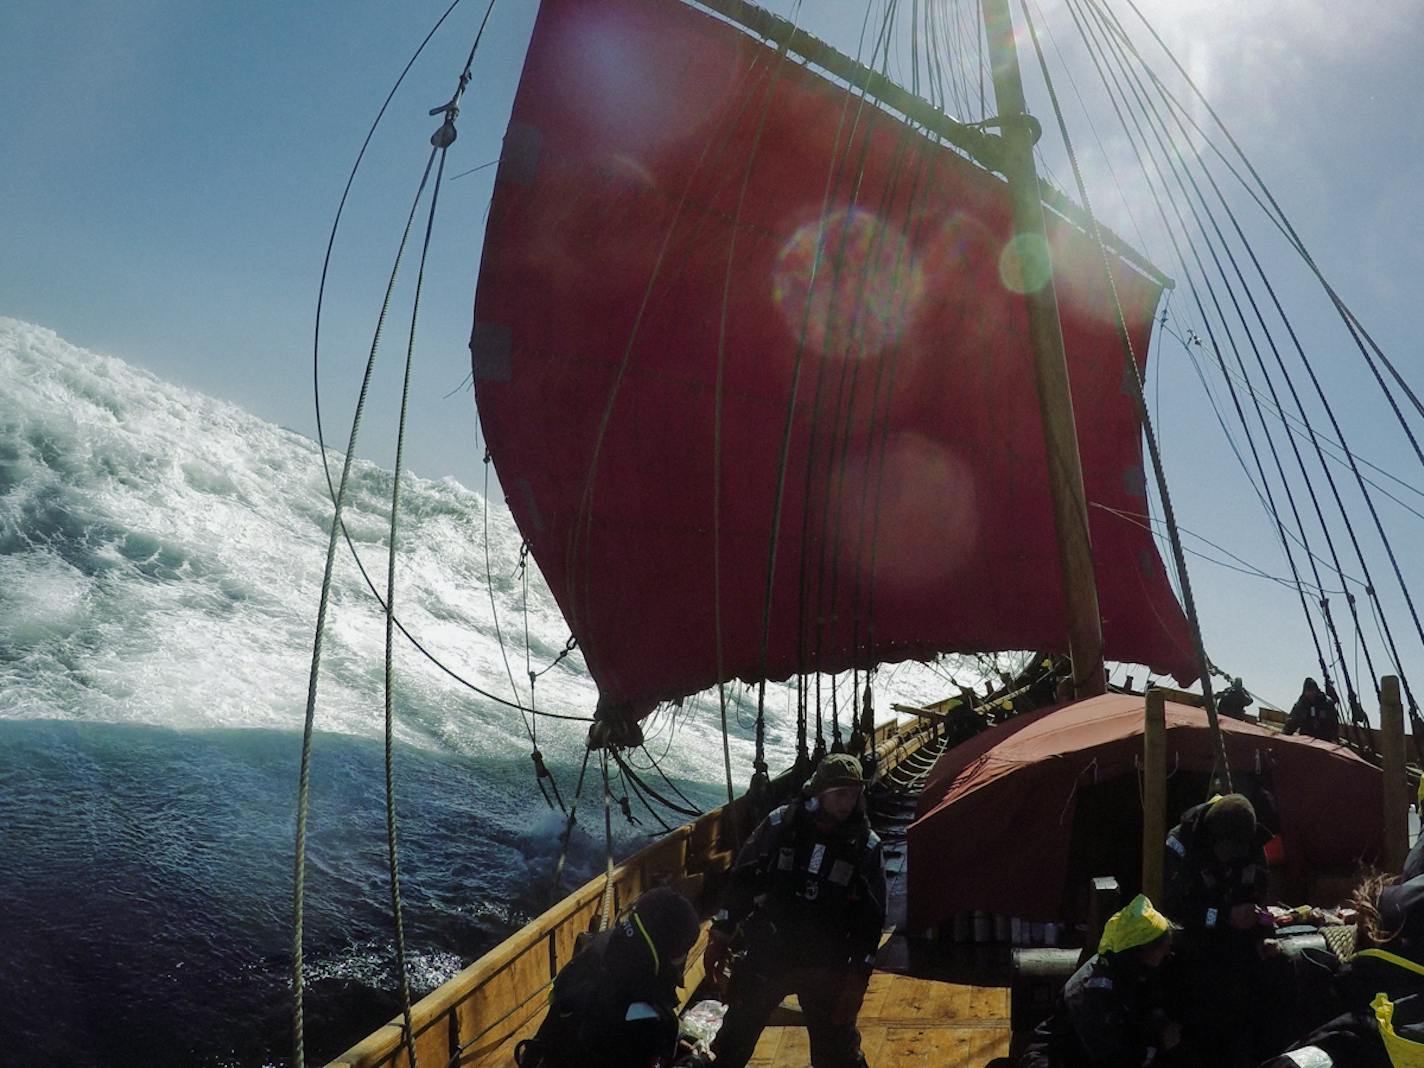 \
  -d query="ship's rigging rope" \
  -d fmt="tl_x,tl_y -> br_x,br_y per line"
1042,0 -> 1338,714
293,115 -> 444,1068
711,19 -> 805,801
370,134 -> 465,1068
1094,504 -> 1351,598
297,3 -> 564,1065
1063,0 -> 1424,750
1082,0 -> 1389,727
549,747 -> 594,903
598,752 -> 616,930
1013,0 -> 1424,786
1169,327 -> 1424,525
293,125 -> 441,1068
787,0 -> 888,767
1061,0 -> 1360,718
305,0 -> 591,733
1112,0 -> 1424,442
297,15 -> 468,1057
1100,0 -> 1424,748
